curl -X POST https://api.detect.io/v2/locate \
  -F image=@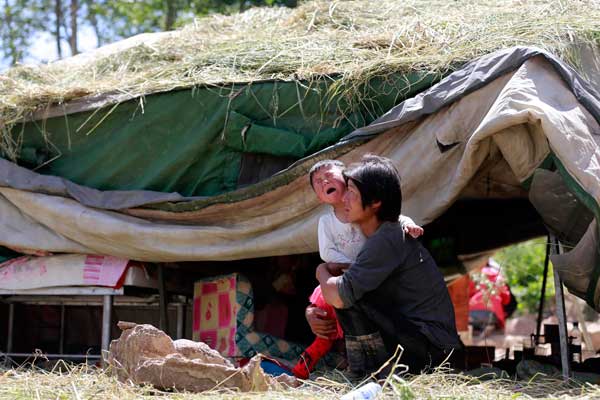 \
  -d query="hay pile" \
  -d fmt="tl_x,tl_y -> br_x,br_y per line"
1,362 -> 599,399
1,0 -> 599,157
